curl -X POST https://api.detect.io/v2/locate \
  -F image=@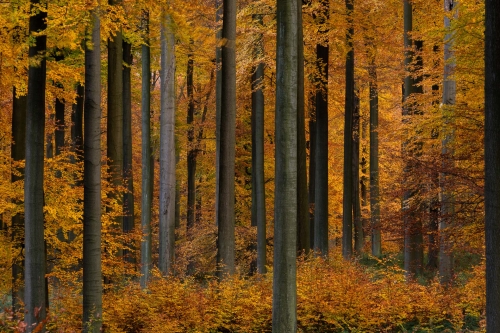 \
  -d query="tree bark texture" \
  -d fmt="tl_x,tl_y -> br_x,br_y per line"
159,12 -> 176,275
82,9 -> 103,333
251,13 -> 266,274
273,0 -> 298,330
216,0 -> 236,277
484,0 -> 500,330
187,44 -> 196,275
